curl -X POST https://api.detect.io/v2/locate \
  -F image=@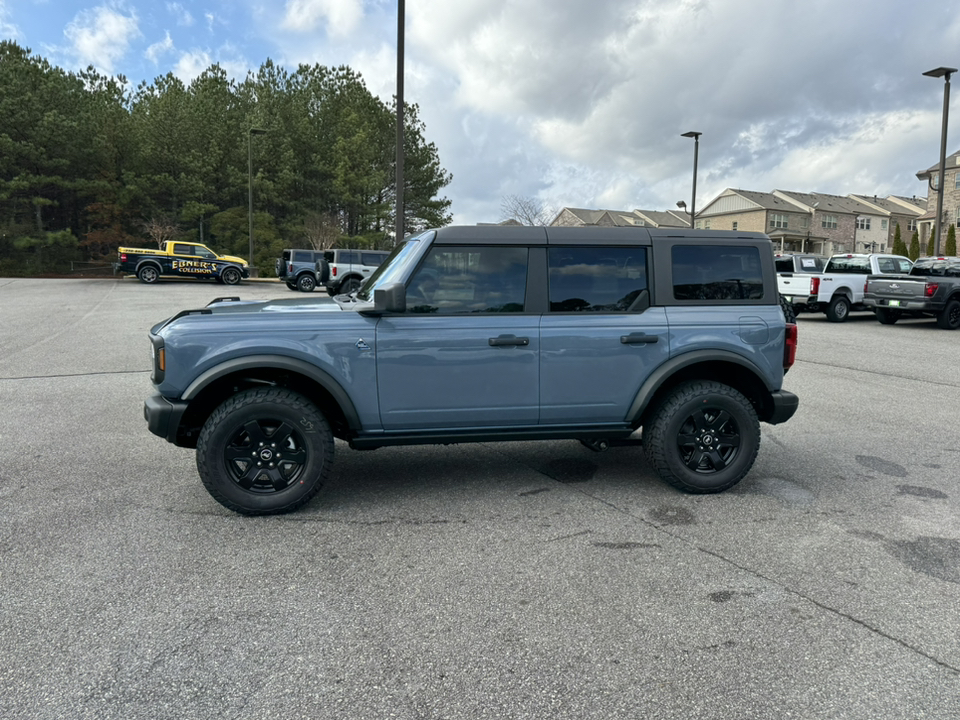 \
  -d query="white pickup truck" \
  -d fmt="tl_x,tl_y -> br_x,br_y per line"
806,253 -> 913,322
775,253 -> 825,314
